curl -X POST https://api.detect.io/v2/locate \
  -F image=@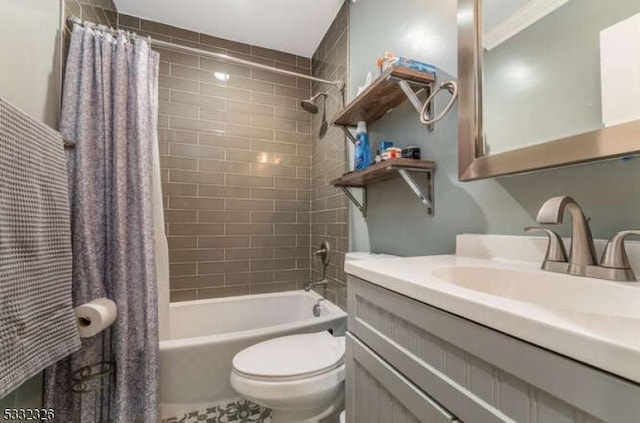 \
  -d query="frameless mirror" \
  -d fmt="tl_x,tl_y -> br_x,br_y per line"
458,0 -> 640,180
